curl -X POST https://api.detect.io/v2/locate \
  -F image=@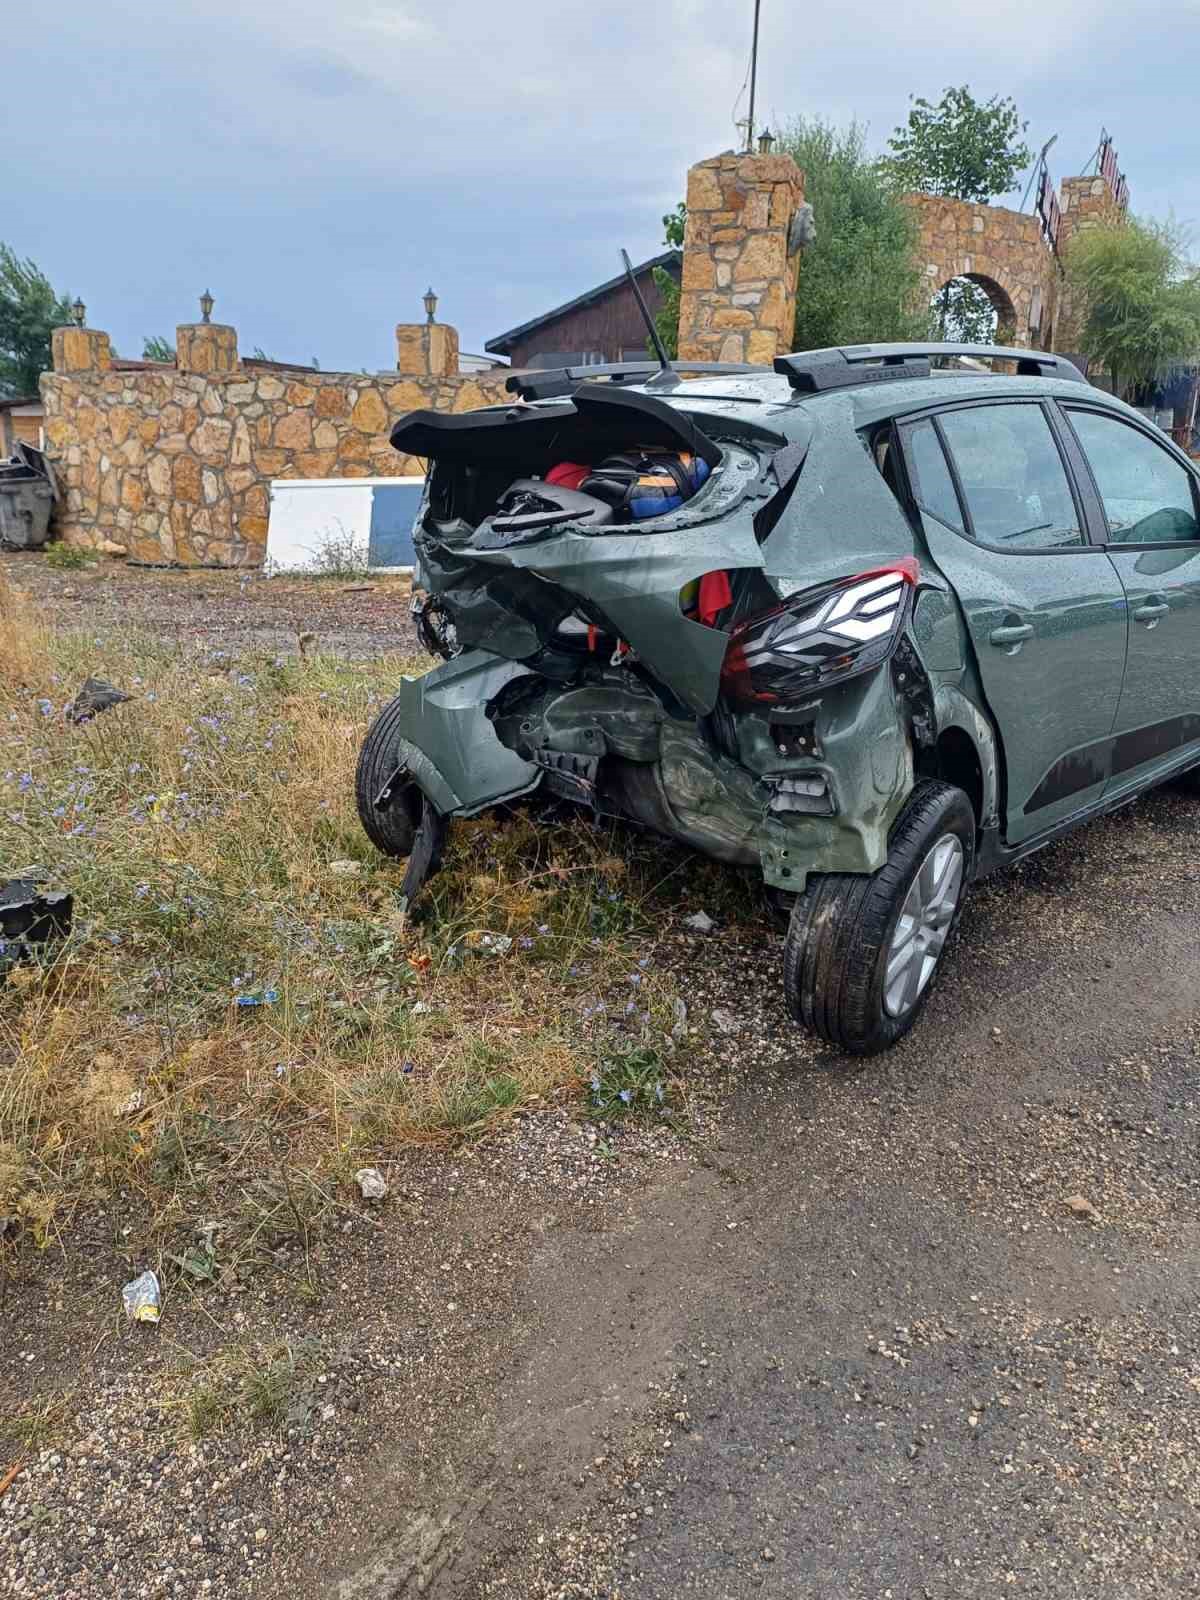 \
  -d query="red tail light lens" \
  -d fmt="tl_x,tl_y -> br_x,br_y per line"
721,560 -> 918,707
